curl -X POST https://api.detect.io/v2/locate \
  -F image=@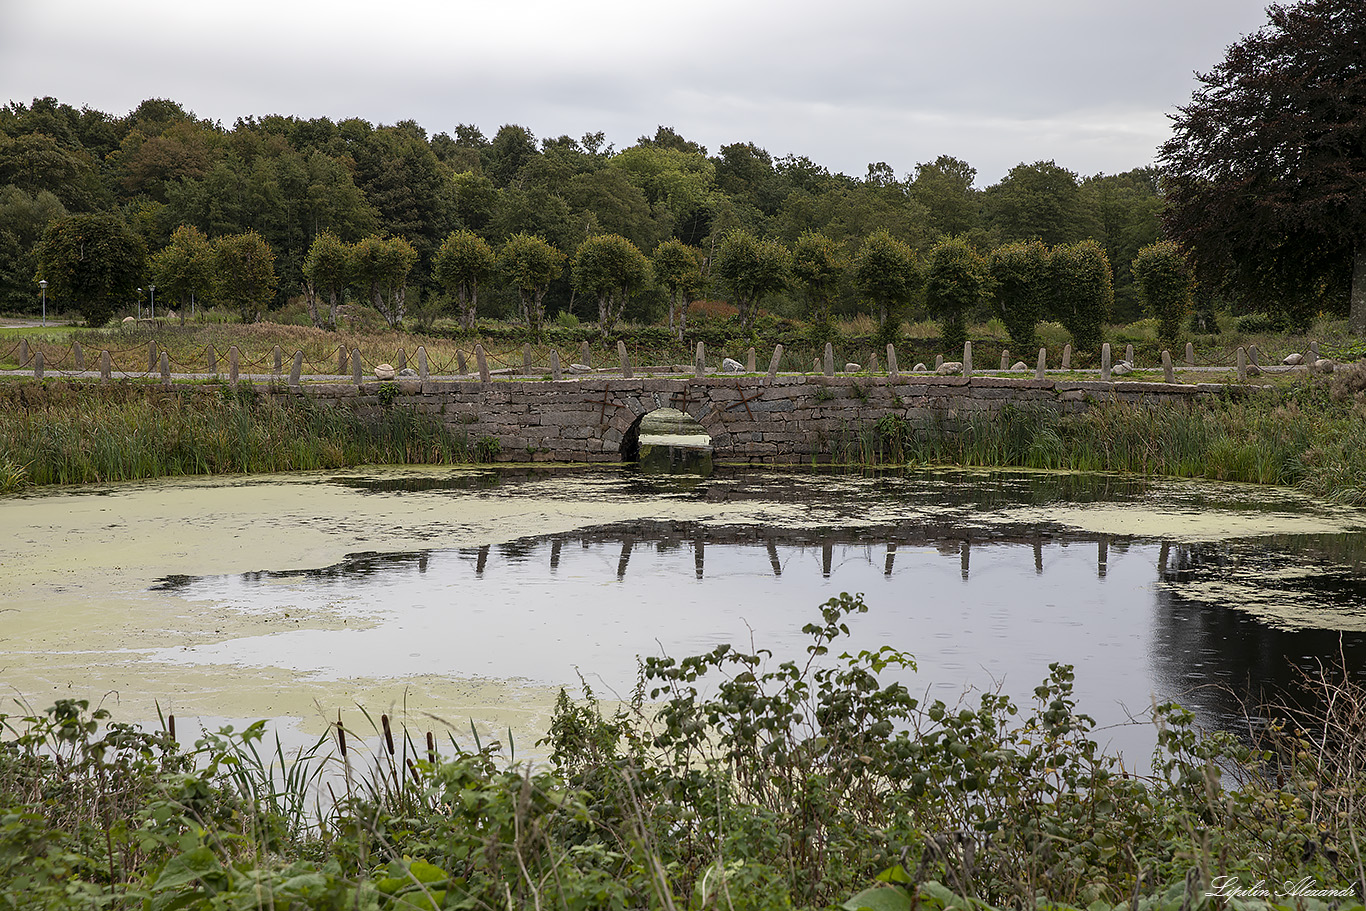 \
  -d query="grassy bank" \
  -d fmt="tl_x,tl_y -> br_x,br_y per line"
2,593 -> 1362,910
855,371 -> 1366,506
0,382 -> 482,493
